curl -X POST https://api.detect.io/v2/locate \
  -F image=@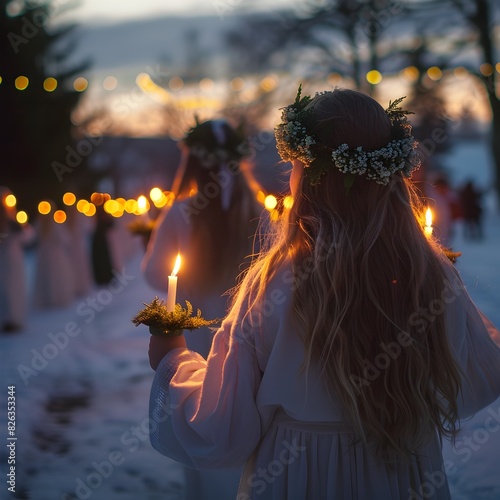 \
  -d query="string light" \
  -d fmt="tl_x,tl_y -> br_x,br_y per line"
366,70 -> 382,85
63,192 -> 76,206
38,201 -> 51,215
5,194 -> 16,207
43,77 -> 57,92
15,76 -> 29,90
16,211 -> 28,224
427,67 -> 443,81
